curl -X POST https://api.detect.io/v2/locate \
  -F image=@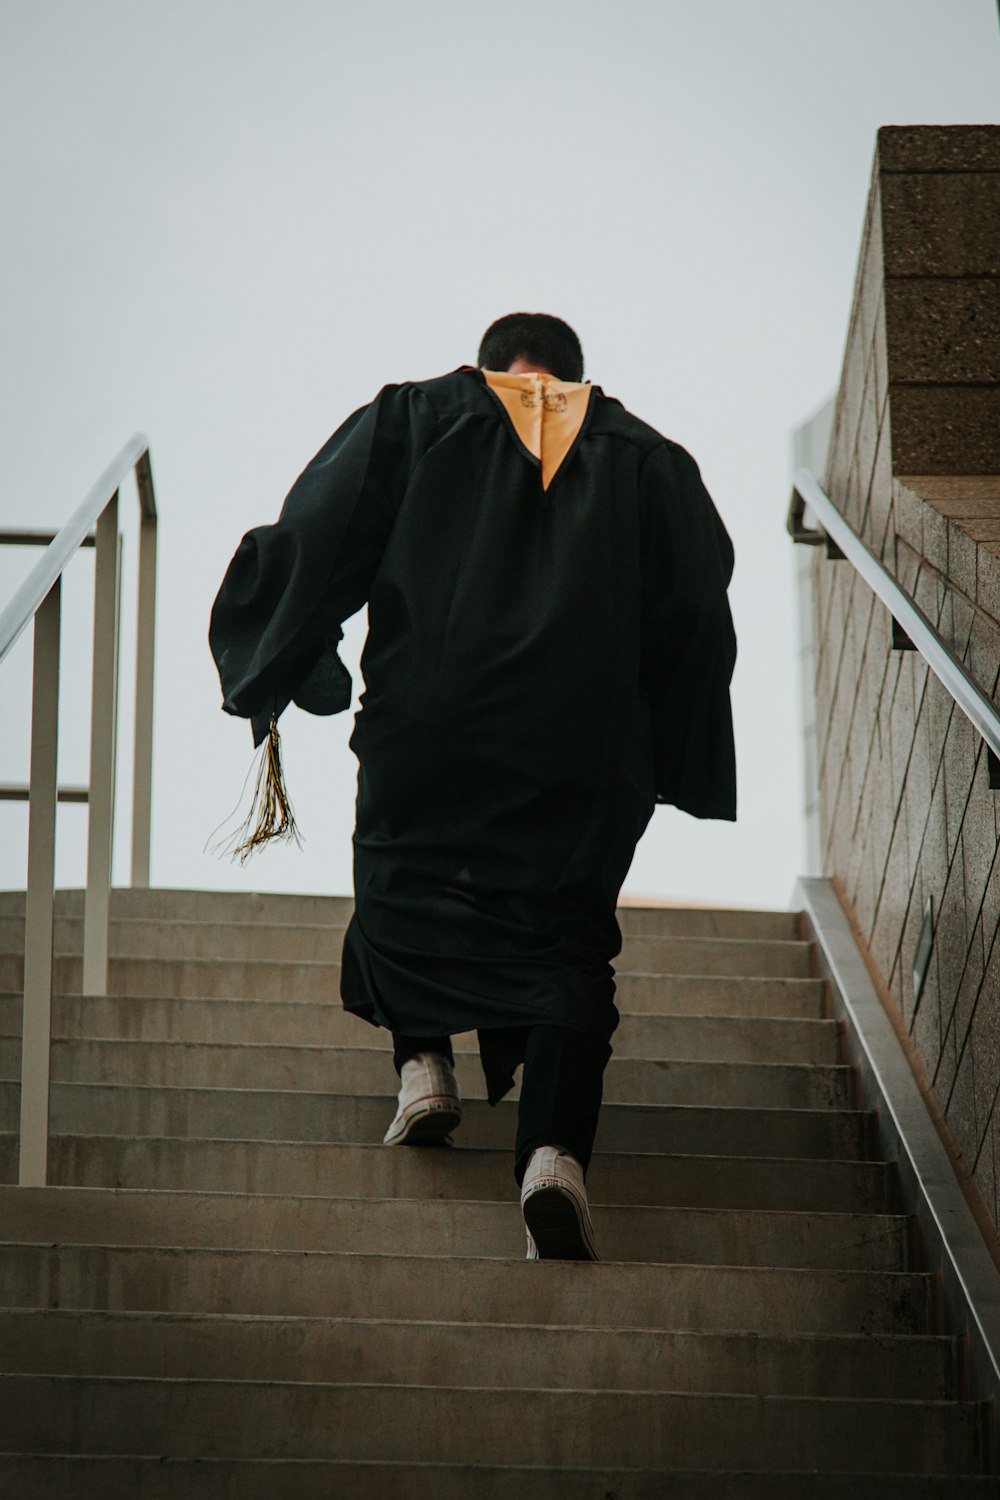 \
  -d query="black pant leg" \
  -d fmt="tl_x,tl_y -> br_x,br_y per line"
391,1033 -> 455,1075
514,1023 -> 611,1185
